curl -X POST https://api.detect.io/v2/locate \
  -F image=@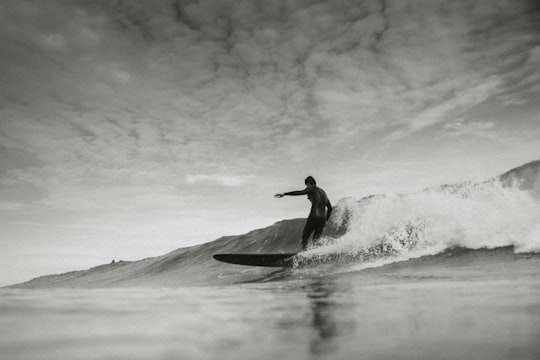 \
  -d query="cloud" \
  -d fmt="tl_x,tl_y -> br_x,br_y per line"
441,119 -> 496,138
0,202 -> 28,211
445,120 -> 495,132
0,0 -> 537,213
386,76 -> 502,140
0,0 -> 538,230
185,173 -> 256,187
2,1 -> 538,151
